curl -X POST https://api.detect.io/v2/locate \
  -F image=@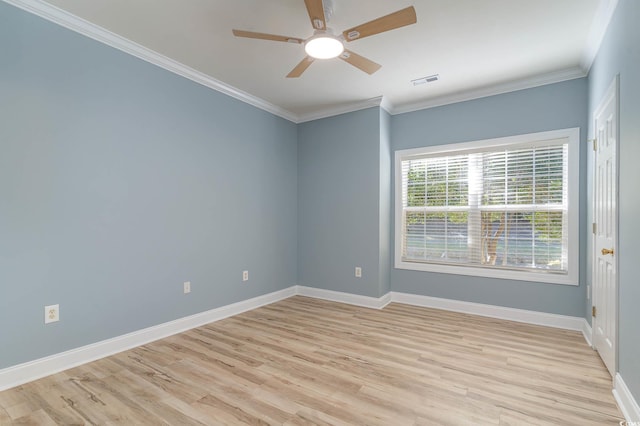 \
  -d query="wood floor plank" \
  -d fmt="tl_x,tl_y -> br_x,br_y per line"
0,296 -> 624,425
11,408 -> 59,426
